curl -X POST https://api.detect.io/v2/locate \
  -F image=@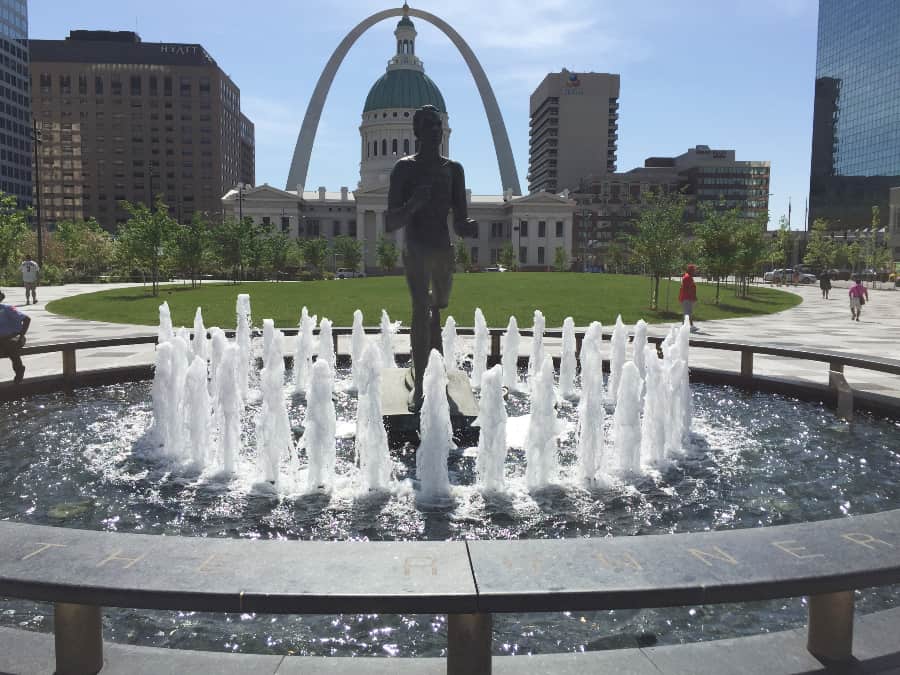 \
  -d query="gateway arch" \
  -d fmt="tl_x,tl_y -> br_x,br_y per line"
286,6 -> 522,196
